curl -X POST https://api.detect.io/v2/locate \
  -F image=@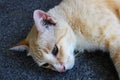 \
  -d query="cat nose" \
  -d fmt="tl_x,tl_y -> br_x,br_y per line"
60,66 -> 65,72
